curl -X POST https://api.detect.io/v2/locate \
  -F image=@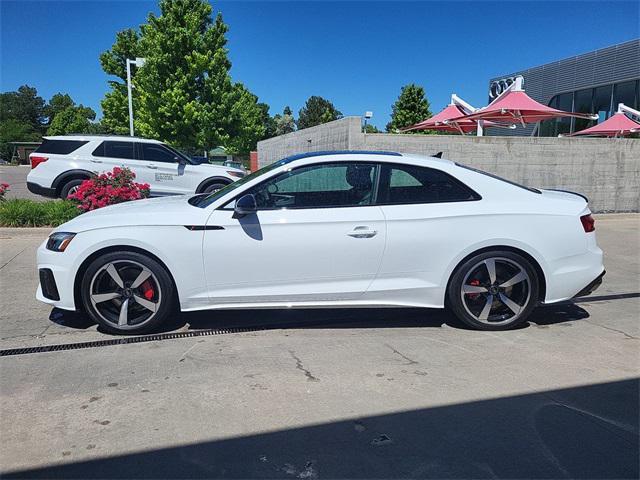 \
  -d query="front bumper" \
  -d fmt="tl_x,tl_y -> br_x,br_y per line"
27,182 -> 57,198
574,270 -> 605,298
36,239 -> 77,311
